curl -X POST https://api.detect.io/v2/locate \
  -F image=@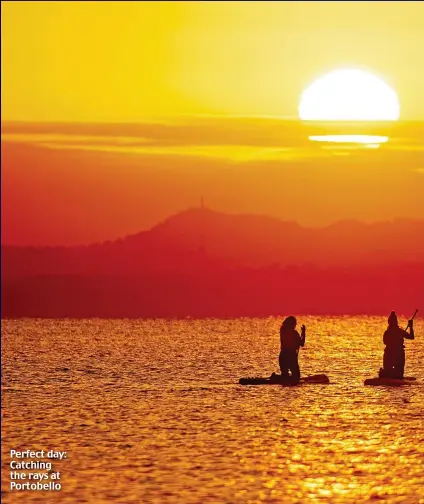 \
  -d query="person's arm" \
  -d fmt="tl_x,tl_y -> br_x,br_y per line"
299,325 -> 306,347
404,320 -> 415,340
